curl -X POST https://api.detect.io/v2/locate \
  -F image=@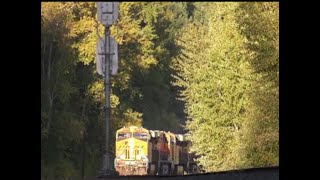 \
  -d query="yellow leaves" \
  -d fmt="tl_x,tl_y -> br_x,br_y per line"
110,94 -> 120,108
138,55 -> 157,69
109,2 -> 160,71
123,109 -> 143,127
115,16 -> 139,43
41,2 -> 66,18
43,2 -> 101,65
119,2 -> 138,16
70,17 -> 95,35
69,16 -> 98,64
110,25 -> 123,45
88,80 -> 120,108
88,81 -> 104,102
114,109 -> 142,128
114,71 -> 131,90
